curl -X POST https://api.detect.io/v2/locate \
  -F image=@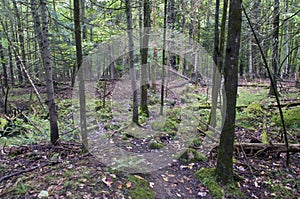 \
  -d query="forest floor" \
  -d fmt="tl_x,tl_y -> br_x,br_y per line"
0,79 -> 299,198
